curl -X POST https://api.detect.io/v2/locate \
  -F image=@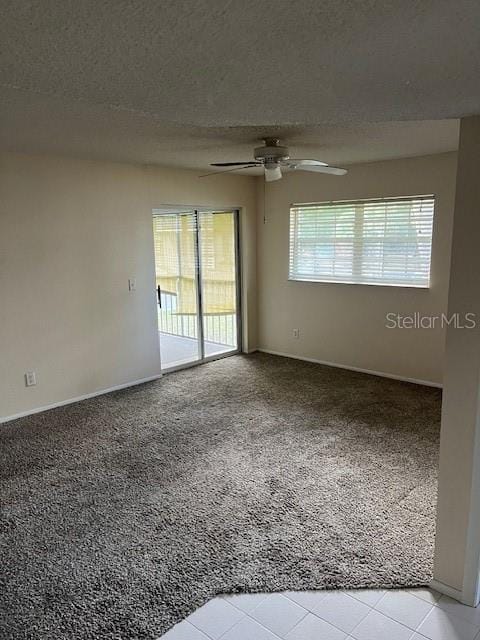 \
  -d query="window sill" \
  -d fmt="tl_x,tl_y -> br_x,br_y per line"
288,277 -> 430,289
